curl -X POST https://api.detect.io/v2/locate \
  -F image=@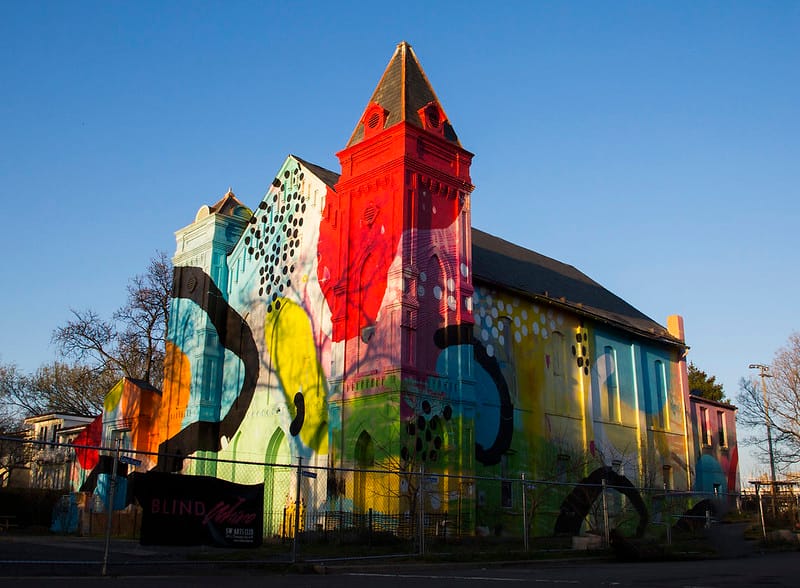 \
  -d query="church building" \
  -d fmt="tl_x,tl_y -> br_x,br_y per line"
114,42 -> 737,537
